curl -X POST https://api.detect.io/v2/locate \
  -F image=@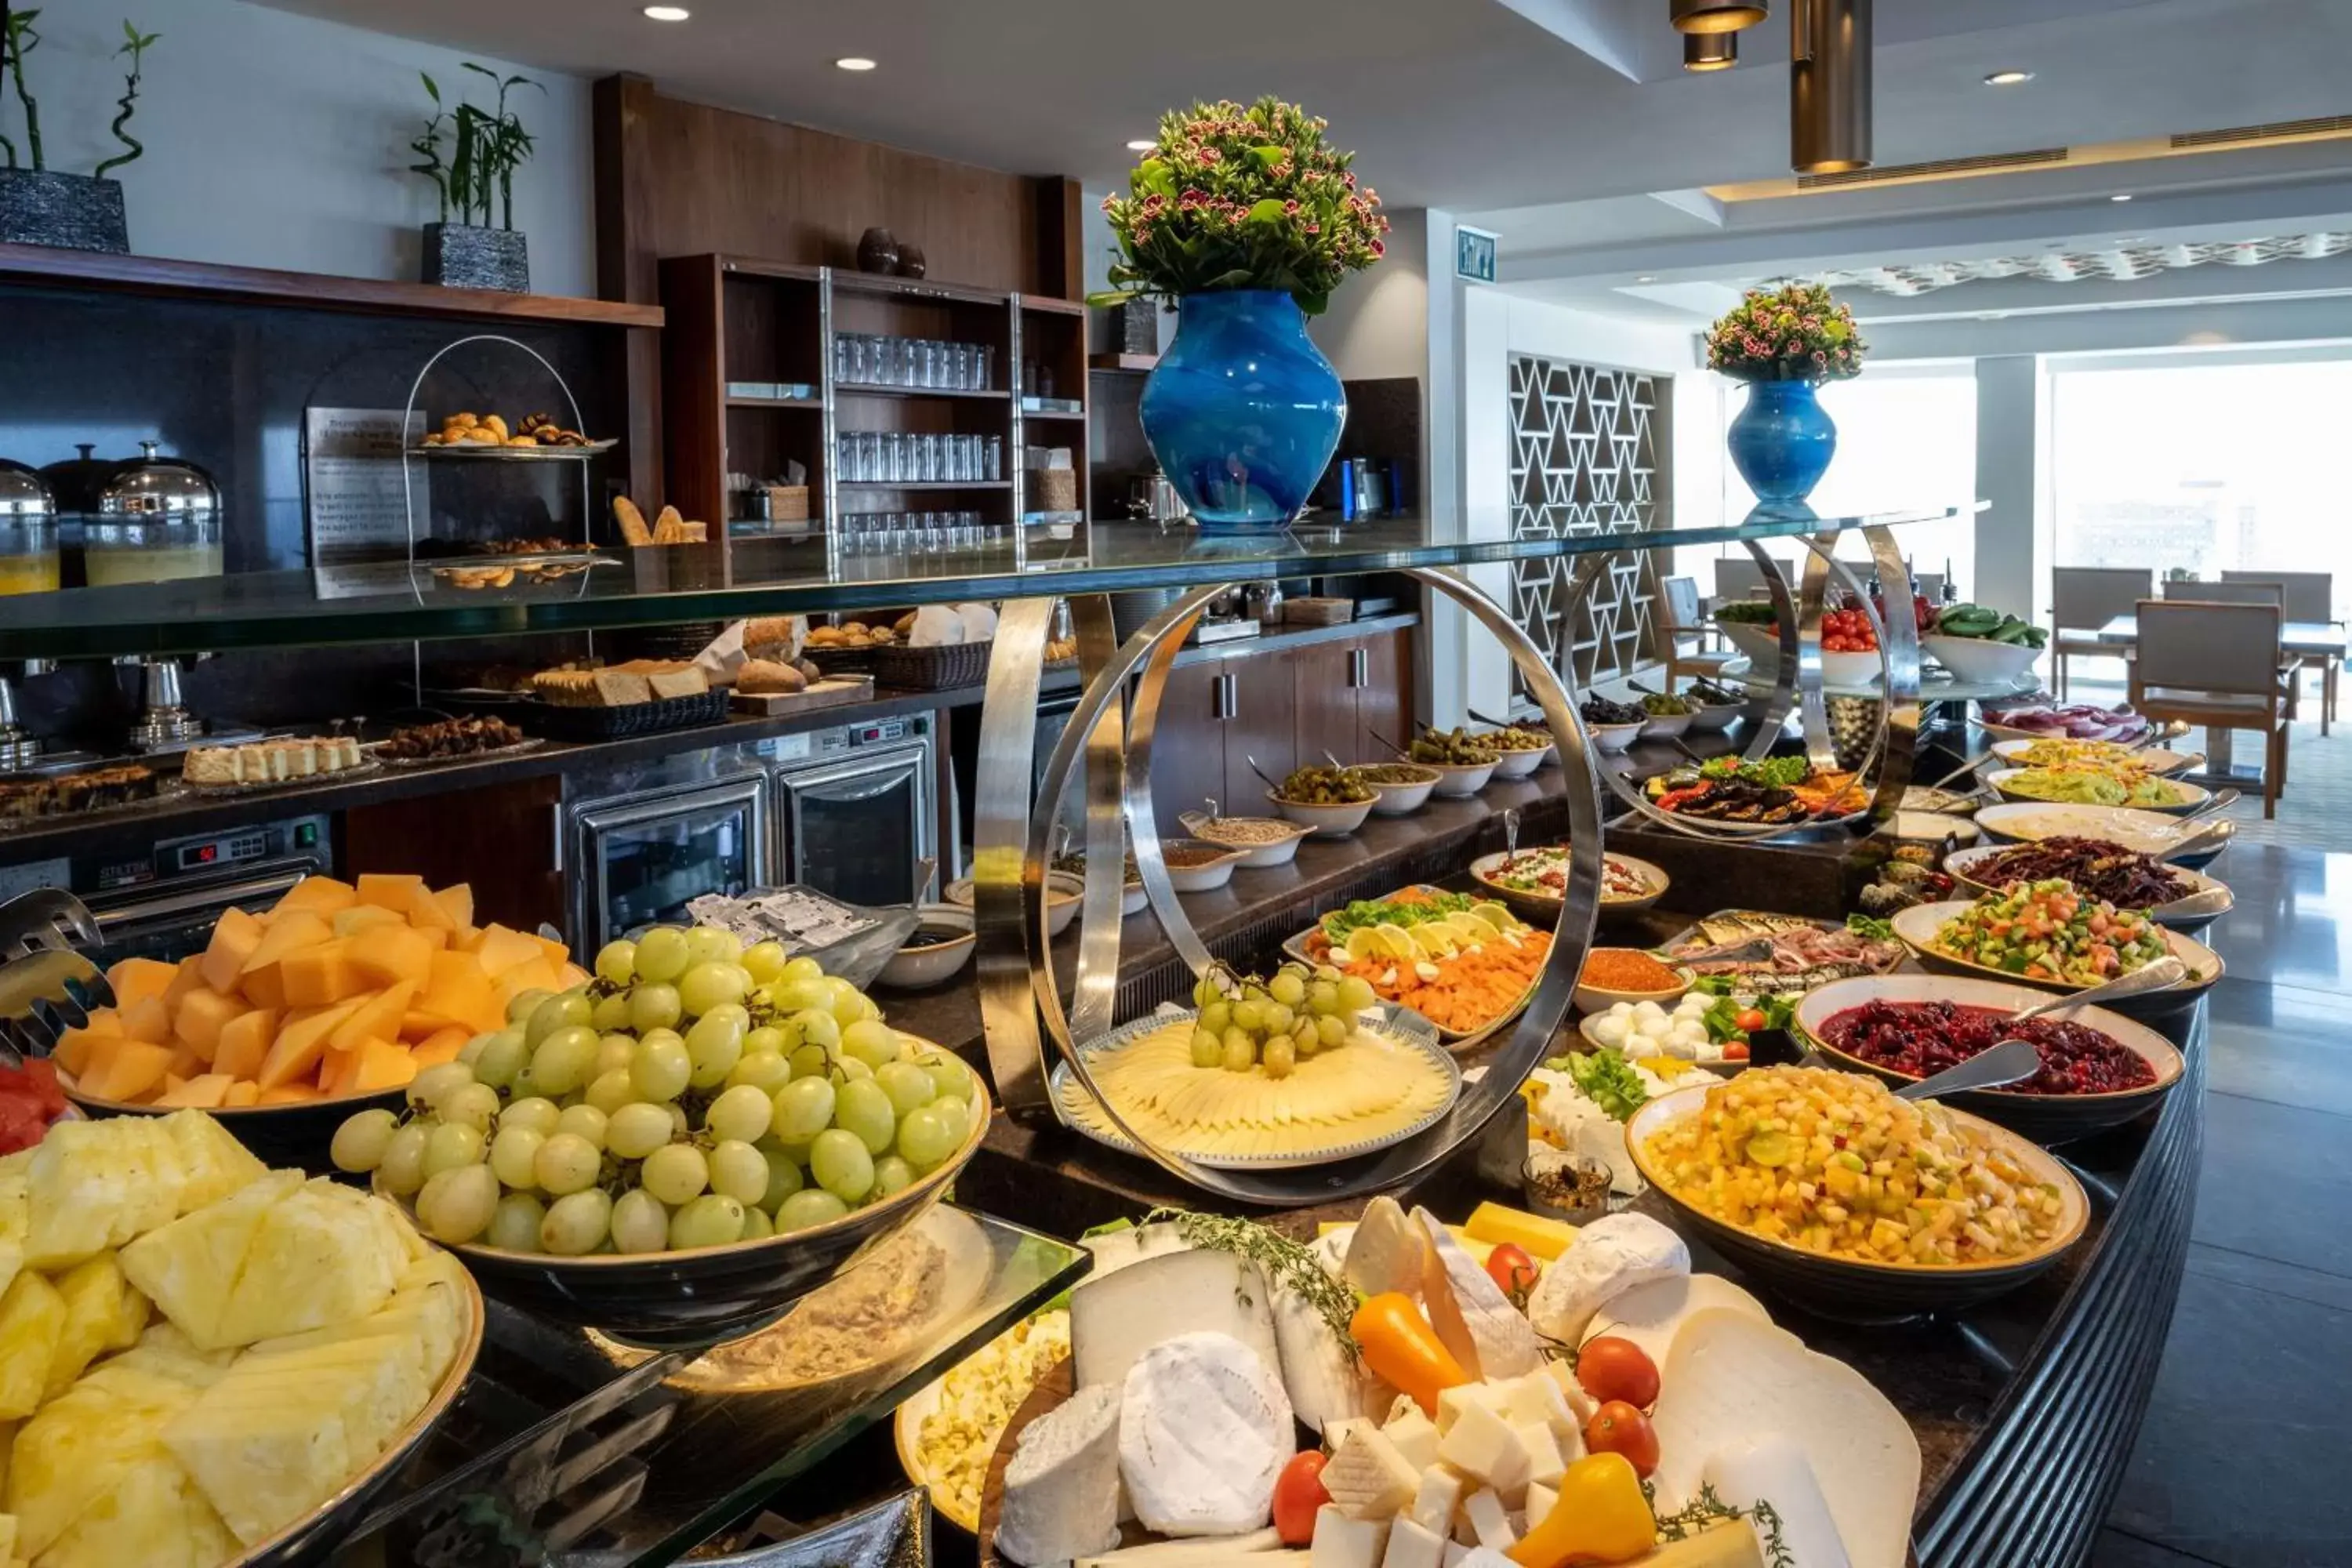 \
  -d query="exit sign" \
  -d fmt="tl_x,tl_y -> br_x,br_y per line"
1456,226 -> 1497,284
